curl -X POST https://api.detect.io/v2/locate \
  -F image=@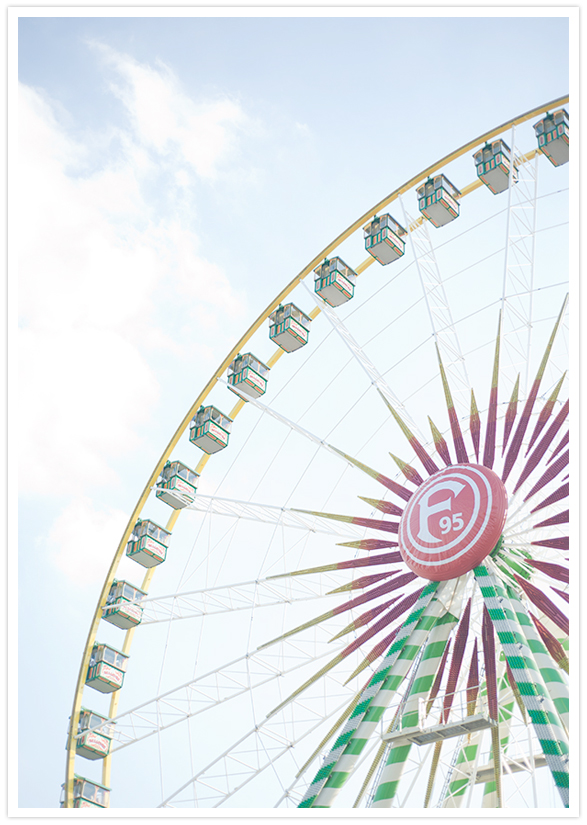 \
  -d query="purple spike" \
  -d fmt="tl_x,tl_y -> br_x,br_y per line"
532,537 -> 569,551
525,374 -> 566,455
530,482 -> 568,514
502,299 -> 567,482
547,431 -> 569,464
533,510 -> 569,529
513,574 -> 569,636
502,375 -> 520,454
443,598 -> 471,722
513,402 -> 568,493
523,450 -> 569,502
551,587 -> 569,603
527,559 -> 569,583
482,605 -> 498,722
